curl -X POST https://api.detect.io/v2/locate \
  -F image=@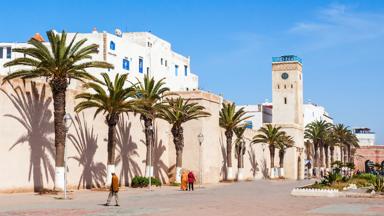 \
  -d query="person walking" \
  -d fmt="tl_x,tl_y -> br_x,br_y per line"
105,173 -> 119,206
181,170 -> 188,191
188,171 -> 196,191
